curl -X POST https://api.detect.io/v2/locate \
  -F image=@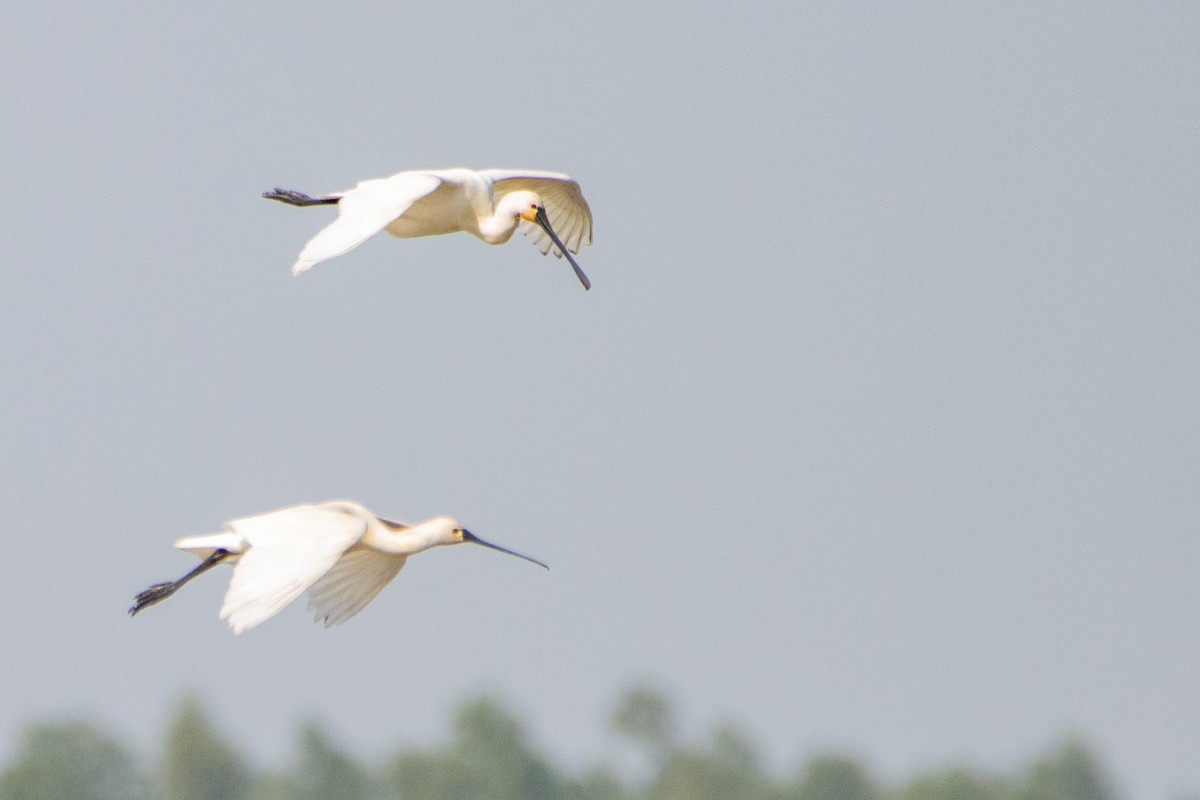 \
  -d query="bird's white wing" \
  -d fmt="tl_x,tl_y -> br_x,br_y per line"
291,172 -> 443,275
305,548 -> 407,628
219,506 -> 367,634
482,170 -> 594,257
